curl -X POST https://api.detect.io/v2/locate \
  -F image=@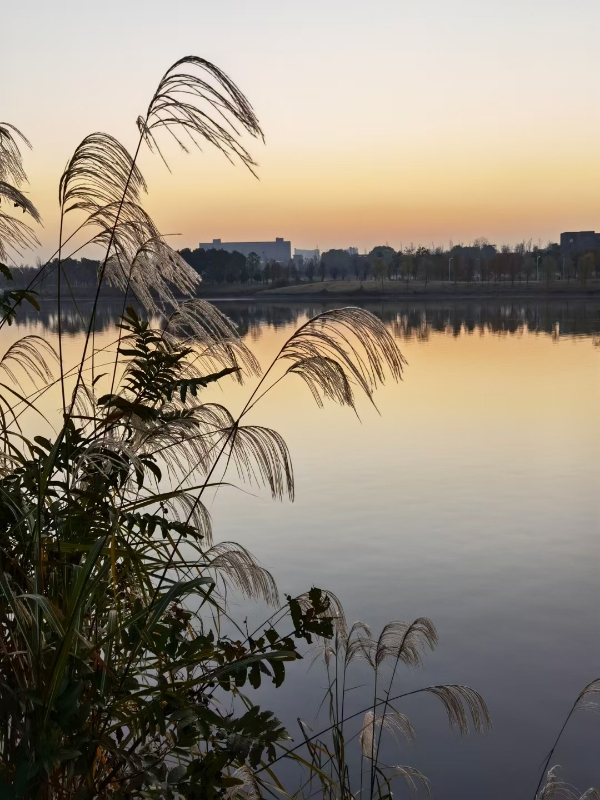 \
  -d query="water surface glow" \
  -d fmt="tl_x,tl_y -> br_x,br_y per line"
8,299 -> 599,798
